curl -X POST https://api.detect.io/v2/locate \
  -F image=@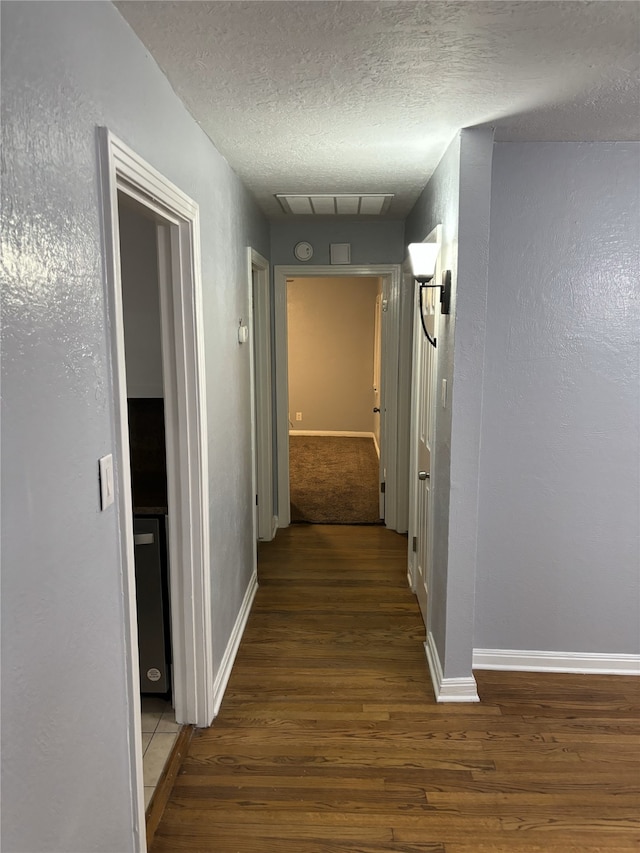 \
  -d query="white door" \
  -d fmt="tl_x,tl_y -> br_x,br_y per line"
408,239 -> 439,625
377,274 -> 395,523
